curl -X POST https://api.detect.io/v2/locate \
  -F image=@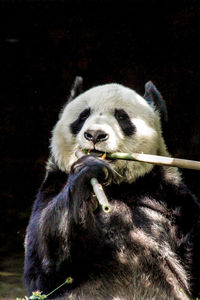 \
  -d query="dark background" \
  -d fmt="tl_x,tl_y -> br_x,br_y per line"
0,0 -> 200,258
